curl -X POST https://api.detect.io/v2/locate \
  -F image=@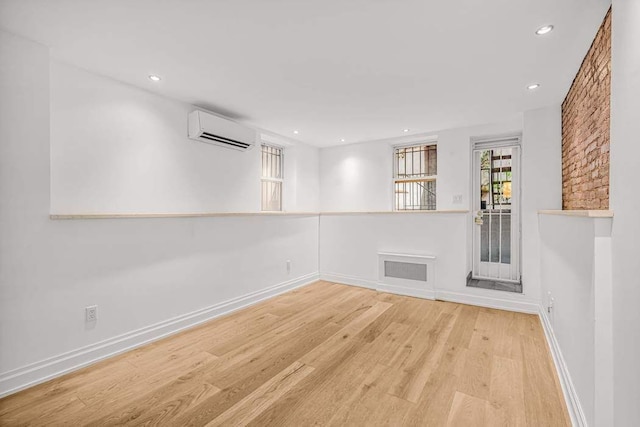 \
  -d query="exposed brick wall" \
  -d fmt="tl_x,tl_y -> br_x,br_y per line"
561,8 -> 611,210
